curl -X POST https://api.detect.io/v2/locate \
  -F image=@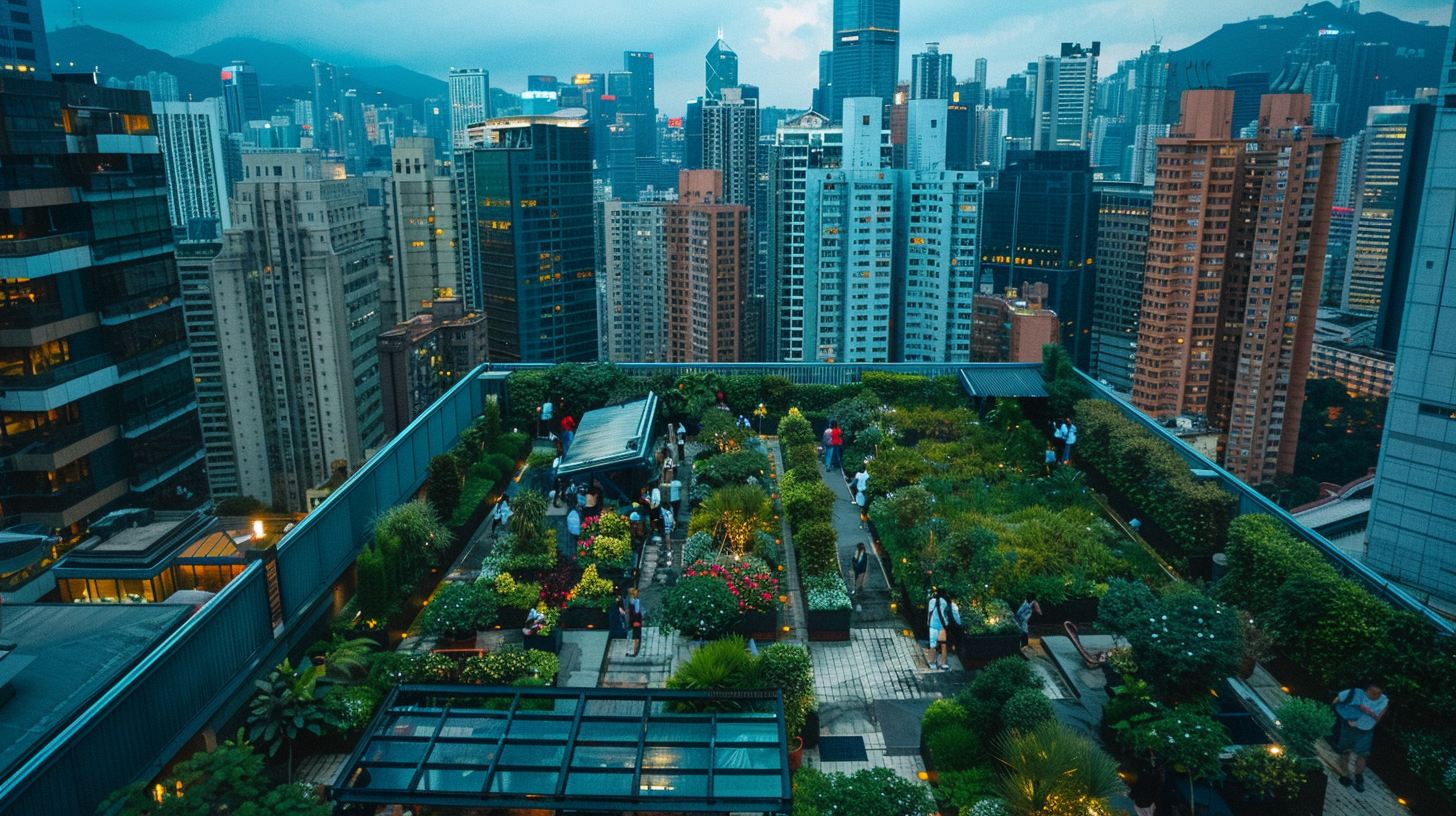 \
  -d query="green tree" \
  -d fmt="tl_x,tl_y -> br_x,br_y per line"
993,720 -> 1121,816
100,731 -> 330,816
1293,378 -> 1386,489
246,661 -> 340,781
